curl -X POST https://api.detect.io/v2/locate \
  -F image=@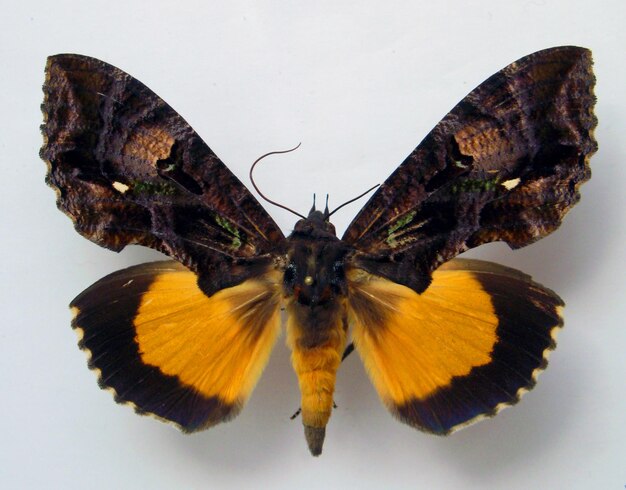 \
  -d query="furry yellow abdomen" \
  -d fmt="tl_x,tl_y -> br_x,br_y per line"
286,302 -> 347,455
